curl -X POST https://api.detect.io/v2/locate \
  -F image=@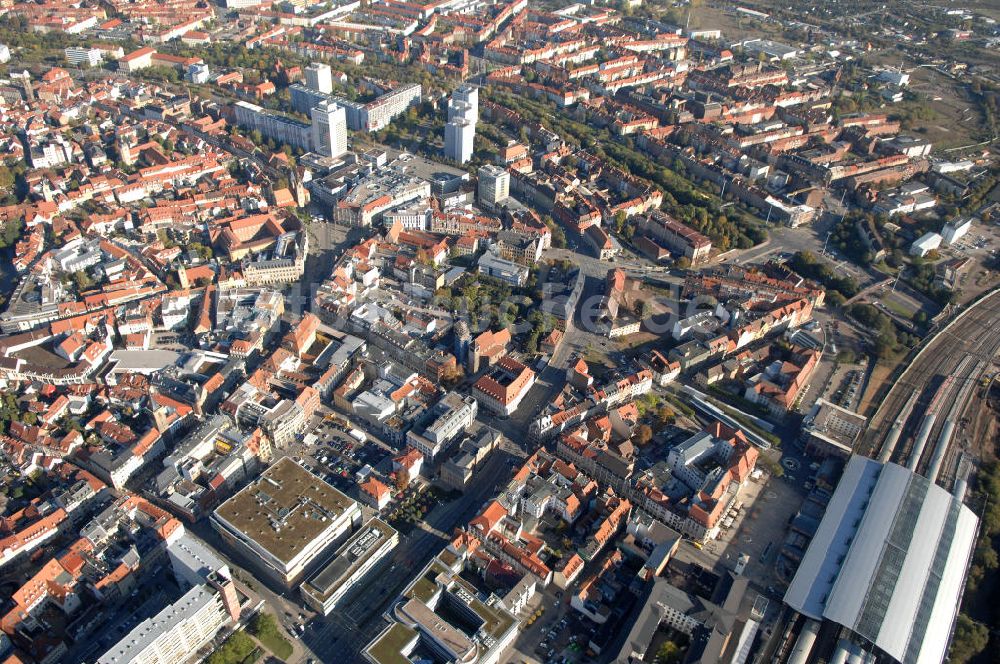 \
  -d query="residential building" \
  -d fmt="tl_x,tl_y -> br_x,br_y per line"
444,85 -> 478,164
305,62 -> 333,94
168,533 -> 231,590
96,573 -> 239,664
187,62 -> 210,84
336,83 -> 422,132
445,118 -> 475,164
452,84 -> 479,124
119,47 -> 156,72
65,47 -> 103,67
743,346 -> 820,415
258,399 -> 305,448
637,211 -> 712,264
392,448 -> 424,486
478,164 -> 510,209
233,101 -> 312,152
359,477 -> 391,511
